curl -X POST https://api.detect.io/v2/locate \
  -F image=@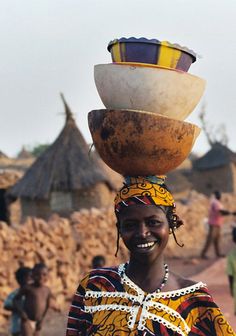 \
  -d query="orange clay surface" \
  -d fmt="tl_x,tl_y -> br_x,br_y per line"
88,109 -> 200,176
